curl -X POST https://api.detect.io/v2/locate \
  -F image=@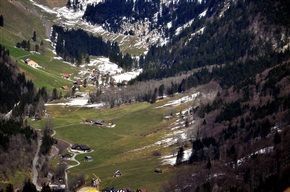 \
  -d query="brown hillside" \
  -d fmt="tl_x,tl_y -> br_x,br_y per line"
34,0 -> 67,8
